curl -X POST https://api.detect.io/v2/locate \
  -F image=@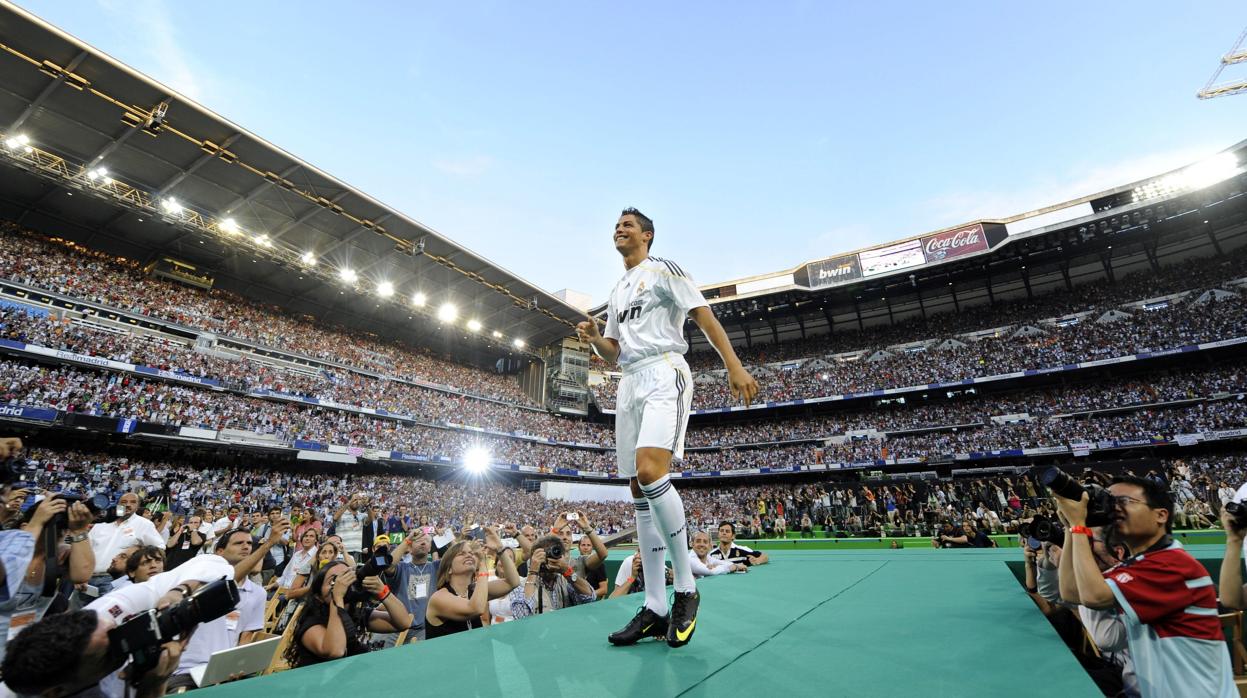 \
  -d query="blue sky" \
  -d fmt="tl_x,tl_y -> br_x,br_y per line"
13,1 -> 1247,306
